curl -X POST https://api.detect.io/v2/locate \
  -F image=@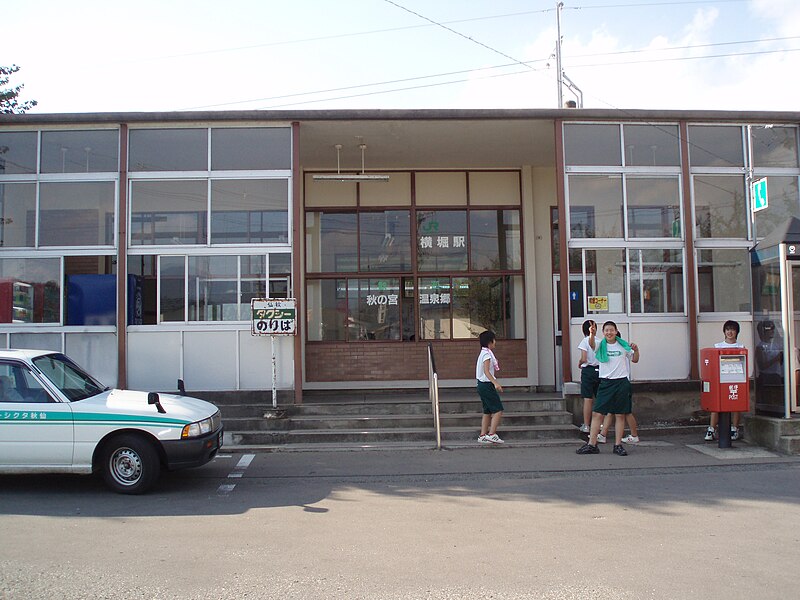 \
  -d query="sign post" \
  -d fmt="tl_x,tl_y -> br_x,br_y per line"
251,298 -> 297,408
